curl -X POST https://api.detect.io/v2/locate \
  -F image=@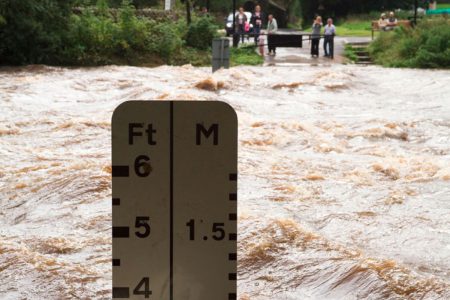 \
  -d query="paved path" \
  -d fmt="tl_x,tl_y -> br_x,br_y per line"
235,32 -> 371,66
262,36 -> 371,66
234,29 -> 371,66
